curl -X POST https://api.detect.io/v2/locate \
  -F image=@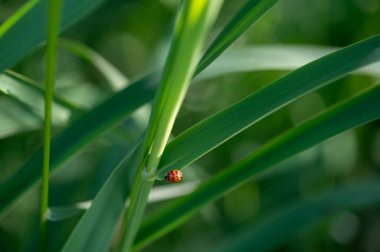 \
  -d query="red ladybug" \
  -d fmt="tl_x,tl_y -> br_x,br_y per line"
165,170 -> 183,183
